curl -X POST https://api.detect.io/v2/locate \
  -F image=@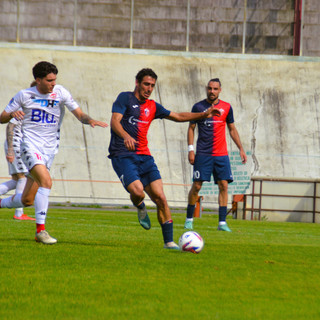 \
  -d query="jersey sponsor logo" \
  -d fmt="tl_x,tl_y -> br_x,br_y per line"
132,104 -> 139,108
32,99 -> 59,108
31,109 -> 56,124
204,119 -> 214,127
128,116 -> 149,125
